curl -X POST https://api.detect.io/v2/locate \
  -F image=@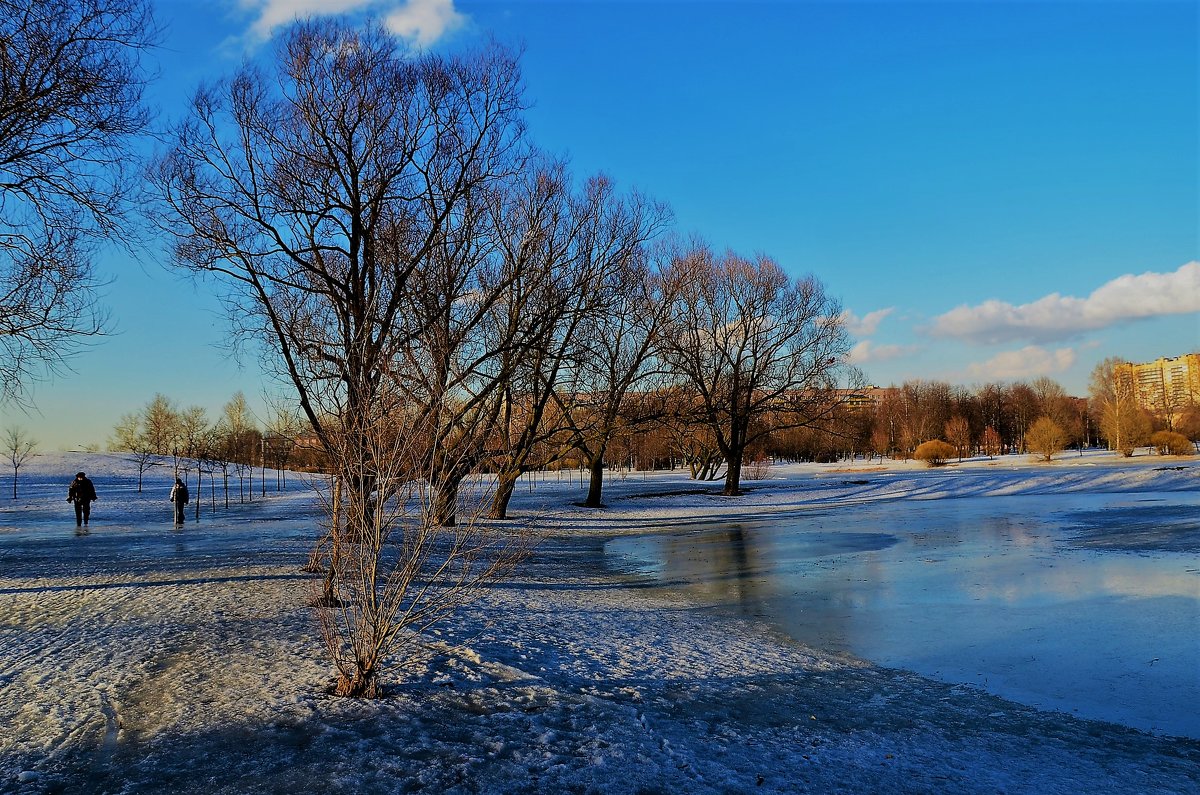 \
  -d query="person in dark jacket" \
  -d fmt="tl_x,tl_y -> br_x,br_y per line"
67,472 -> 98,527
169,477 -> 189,525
